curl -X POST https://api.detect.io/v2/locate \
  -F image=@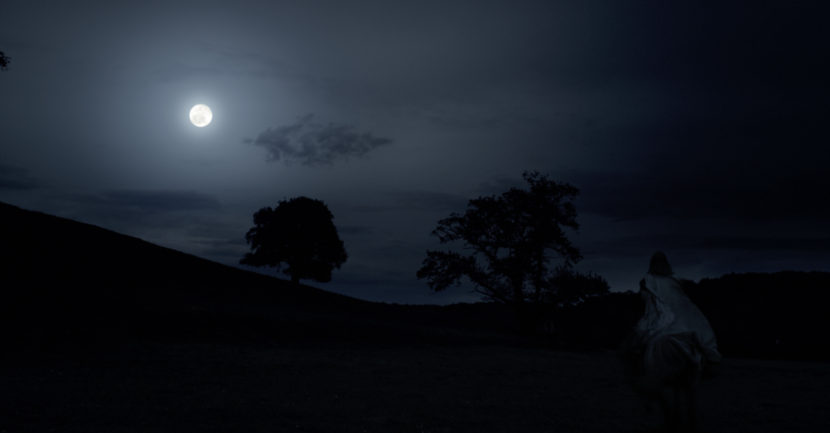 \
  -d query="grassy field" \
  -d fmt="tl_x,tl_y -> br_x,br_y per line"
2,331 -> 828,433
